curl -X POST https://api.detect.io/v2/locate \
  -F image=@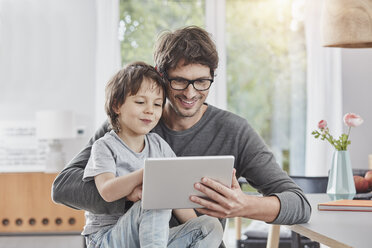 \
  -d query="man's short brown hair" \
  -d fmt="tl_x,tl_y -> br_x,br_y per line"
153,26 -> 219,78
105,61 -> 165,132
